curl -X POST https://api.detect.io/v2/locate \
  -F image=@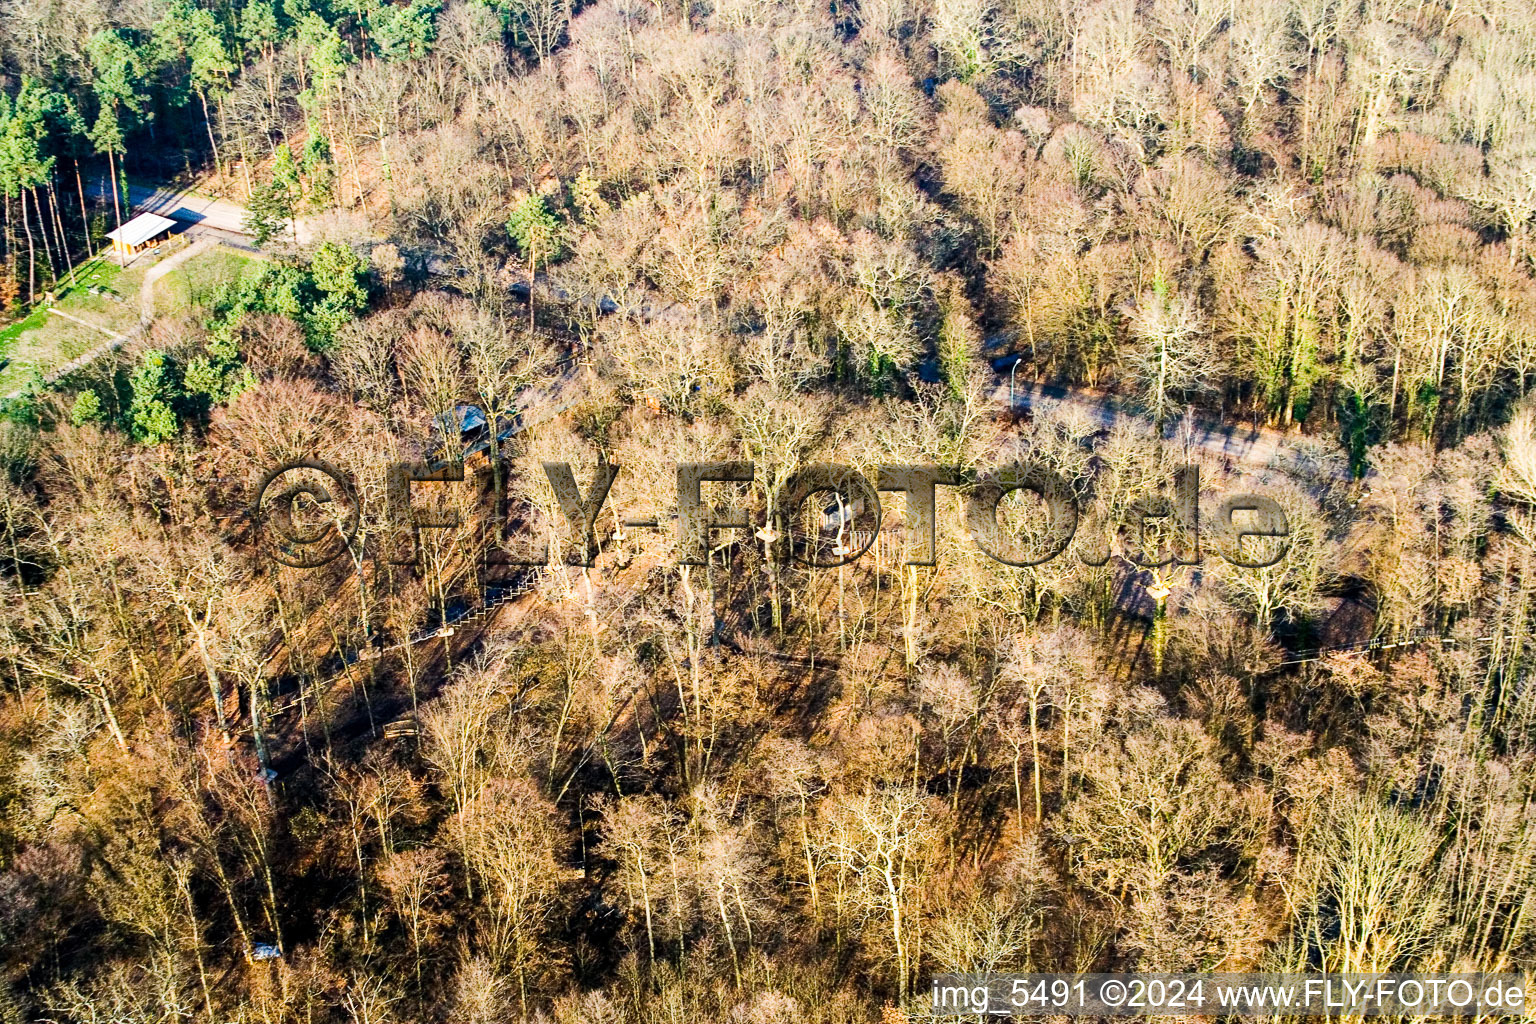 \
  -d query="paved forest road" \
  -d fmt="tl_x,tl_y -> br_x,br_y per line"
85,174 -> 252,234
83,175 -> 317,242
